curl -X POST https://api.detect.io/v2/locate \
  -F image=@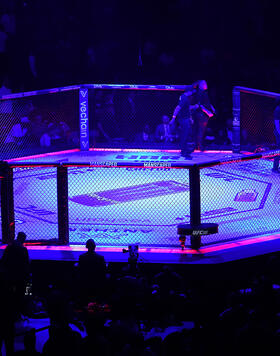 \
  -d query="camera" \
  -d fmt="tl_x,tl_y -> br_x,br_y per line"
122,244 -> 139,263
